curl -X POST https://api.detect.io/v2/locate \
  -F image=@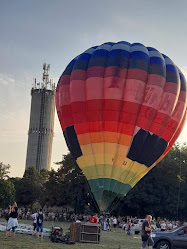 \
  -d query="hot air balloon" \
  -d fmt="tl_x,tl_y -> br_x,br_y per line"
56,42 -> 187,211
